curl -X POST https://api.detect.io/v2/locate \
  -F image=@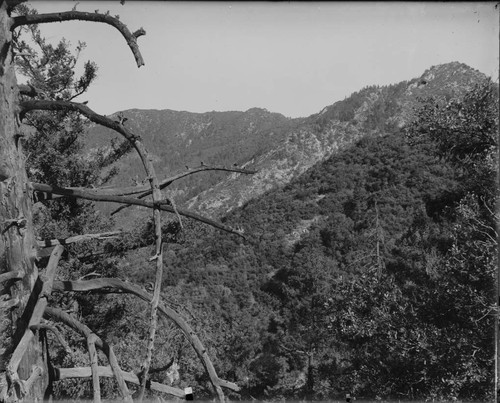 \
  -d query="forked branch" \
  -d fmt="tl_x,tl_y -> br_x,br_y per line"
11,11 -> 145,67
30,323 -> 71,354
113,165 -> 257,196
111,164 -> 257,215
33,165 -> 256,200
31,182 -> 246,238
